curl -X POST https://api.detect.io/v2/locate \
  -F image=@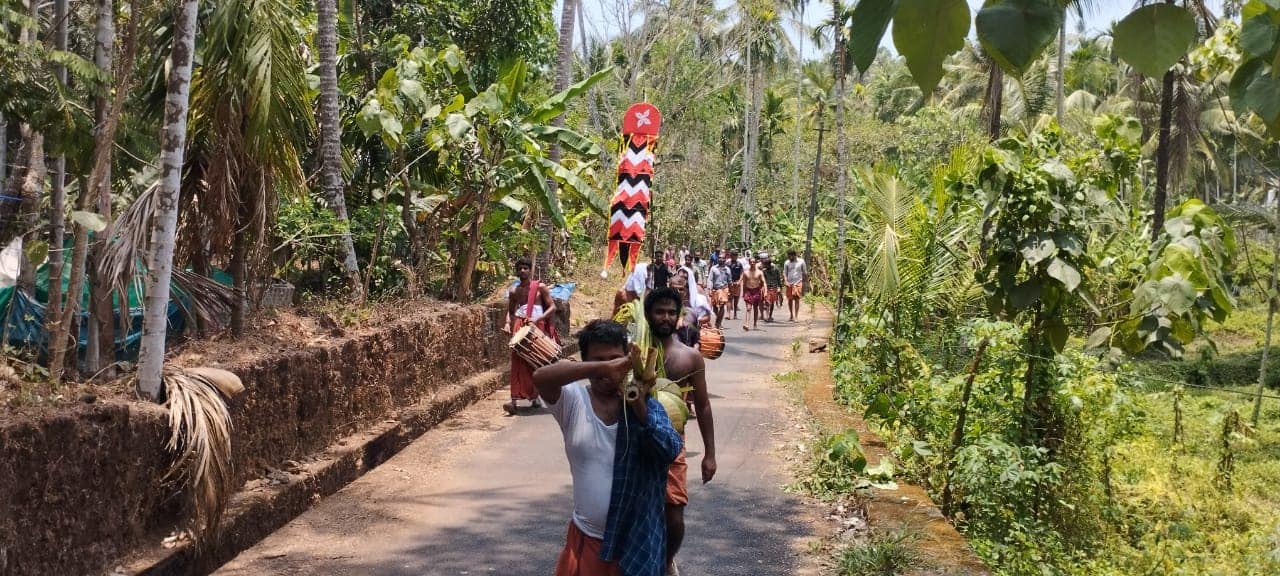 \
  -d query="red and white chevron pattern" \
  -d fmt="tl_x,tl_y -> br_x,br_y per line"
602,104 -> 661,275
